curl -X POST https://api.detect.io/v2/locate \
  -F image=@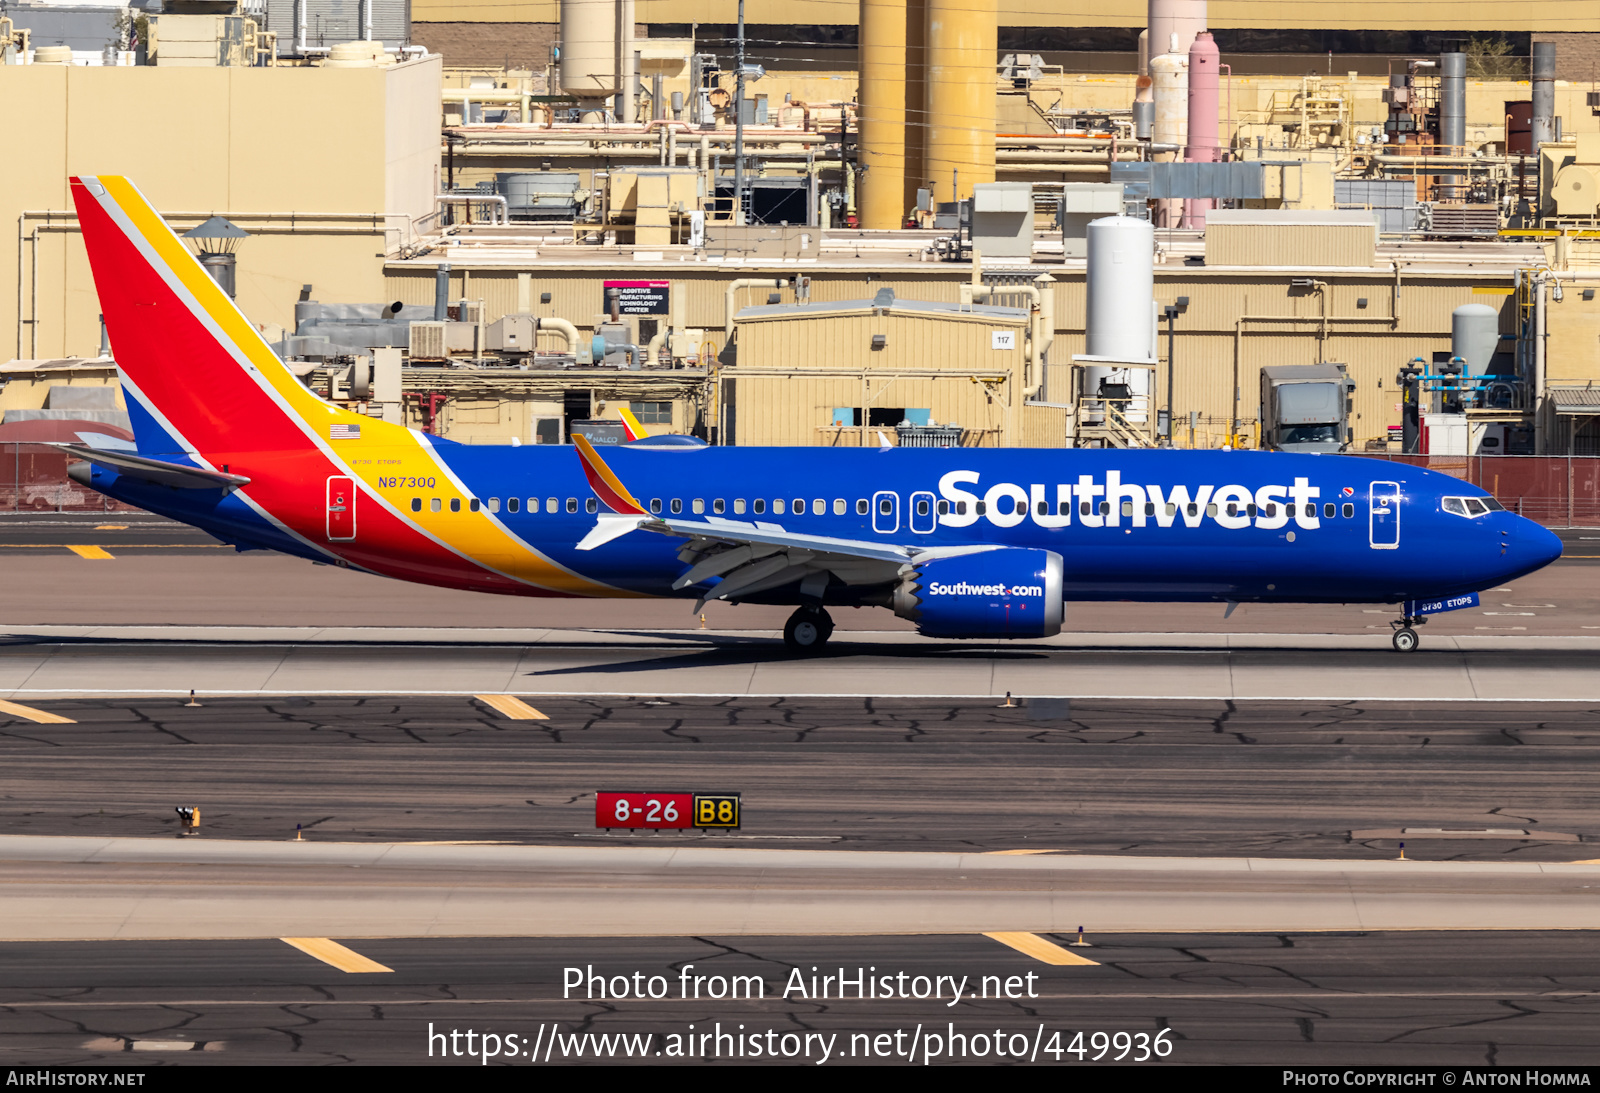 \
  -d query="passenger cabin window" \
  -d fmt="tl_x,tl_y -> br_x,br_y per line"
975,501 -> 987,515
430,498 -> 442,513
670,499 -> 682,514
751,499 -> 763,514
1342,503 -> 1354,518
793,498 -> 805,514
857,499 -> 869,515
411,497 -> 421,512
1122,501 -> 1134,517
916,499 -> 930,516
508,497 -> 520,513
772,500 -> 784,515
1144,502 -> 1155,516
879,498 -> 893,515
692,499 -> 705,514
813,499 -> 825,515
650,499 -> 662,514
587,498 -> 598,513
567,498 -> 578,513
834,499 -> 846,515
1323,503 -> 1334,518
450,498 -> 462,513
713,499 -> 725,514
735,499 -> 748,514
488,497 -> 500,513
1100,502 -> 1110,516
469,499 -> 480,513
546,497 -> 558,513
